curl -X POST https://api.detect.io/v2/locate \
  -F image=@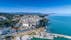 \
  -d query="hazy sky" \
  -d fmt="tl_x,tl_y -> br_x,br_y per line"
0,0 -> 71,15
